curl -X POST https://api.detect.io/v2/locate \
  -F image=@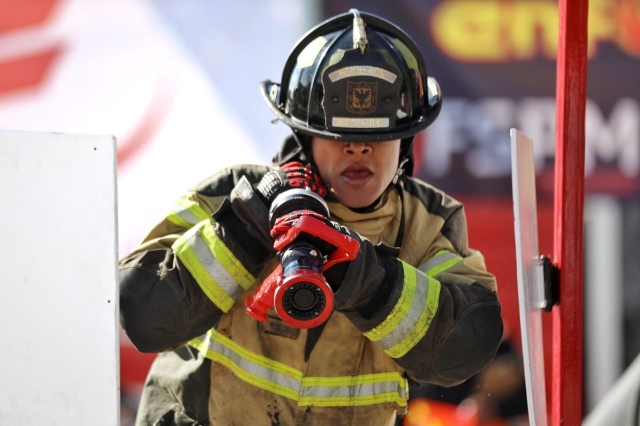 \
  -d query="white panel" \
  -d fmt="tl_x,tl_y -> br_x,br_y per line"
584,196 -> 624,411
0,131 -> 119,425
583,353 -> 640,426
510,128 -> 548,426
